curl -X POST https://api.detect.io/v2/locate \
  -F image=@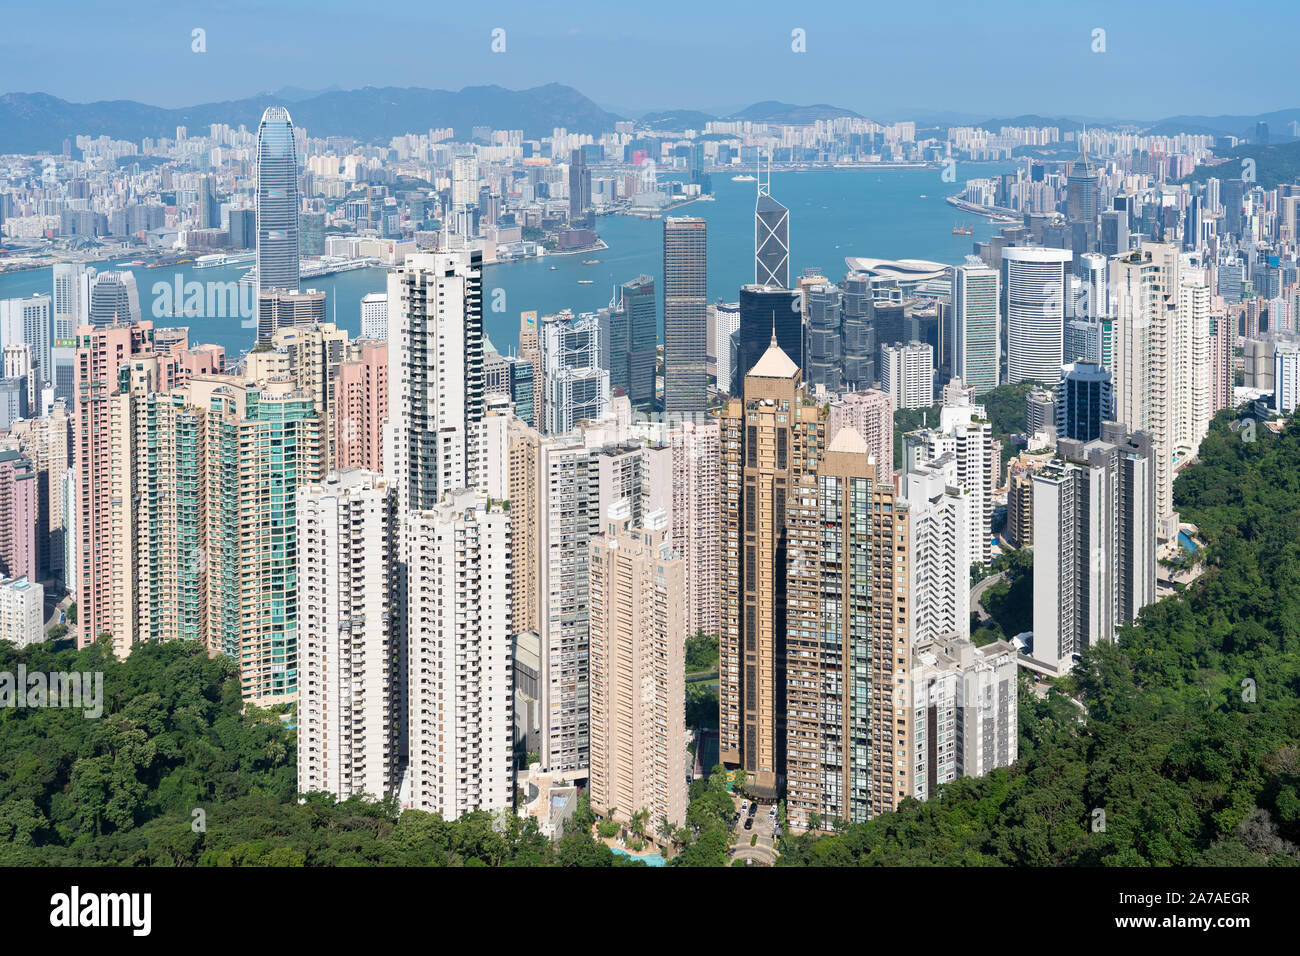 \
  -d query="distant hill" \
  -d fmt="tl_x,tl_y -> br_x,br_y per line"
638,109 -> 718,130
1180,140 -> 1300,190
1144,107 -> 1300,142
974,114 -> 1088,133
730,101 -> 861,124
0,83 -> 623,153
